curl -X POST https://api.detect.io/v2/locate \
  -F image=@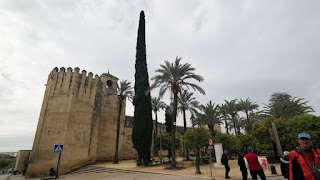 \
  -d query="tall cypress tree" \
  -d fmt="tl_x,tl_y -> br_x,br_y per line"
132,11 -> 153,166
